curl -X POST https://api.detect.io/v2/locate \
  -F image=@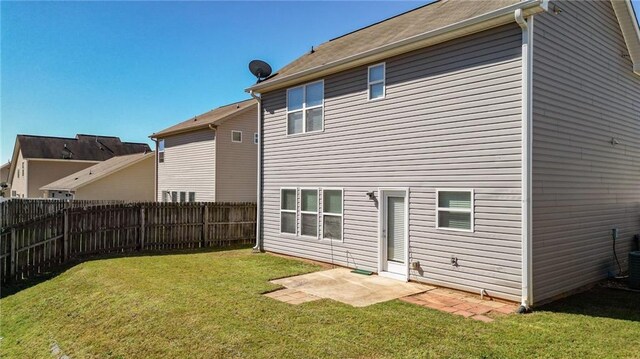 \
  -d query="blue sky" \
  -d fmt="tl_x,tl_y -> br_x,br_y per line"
1,1 -> 639,163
